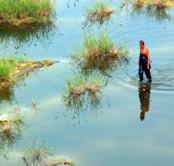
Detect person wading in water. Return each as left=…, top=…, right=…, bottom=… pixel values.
left=139, top=40, right=152, bottom=83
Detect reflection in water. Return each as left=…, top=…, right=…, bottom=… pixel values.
left=0, top=89, right=15, bottom=104
left=0, top=70, right=35, bottom=106
left=22, top=140, right=53, bottom=166
left=64, top=88, right=102, bottom=124
left=67, top=0, right=79, bottom=8
left=145, top=5, right=170, bottom=20
left=0, top=23, right=56, bottom=48
left=138, top=83, right=151, bottom=121
left=0, top=111, right=25, bottom=157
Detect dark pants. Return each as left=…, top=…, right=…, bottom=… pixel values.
left=139, top=65, right=152, bottom=82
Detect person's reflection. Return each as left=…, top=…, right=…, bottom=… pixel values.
left=139, top=83, right=151, bottom=121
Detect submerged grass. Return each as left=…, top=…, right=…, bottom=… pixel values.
left=85, top=1, right=115, bottom=25
left=72, top=32, right=128, bottom=74
left=0, top=0, right=54, bottom=26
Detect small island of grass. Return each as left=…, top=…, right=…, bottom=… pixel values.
left=72, top=32, right=128, bottom=73
left=0, top=56, right=56, bottom=91
left=126, top=0, right=174, bottom=10
left=0, top=0, right=54, bottom=27
left=64, top=74, right=103, bottom=111
left=85, top=1, right=115, bottom=25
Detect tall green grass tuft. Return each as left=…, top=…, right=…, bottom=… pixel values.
left=0, top=0, right=54, bottom=26
left=72, top=32, right=128, bottom=73
left=0, top=61, right=13, bottom=79
left=0, top=56, right=26, bottom=79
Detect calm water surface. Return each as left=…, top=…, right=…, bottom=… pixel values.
left=0, top=0, right=174, bottom=166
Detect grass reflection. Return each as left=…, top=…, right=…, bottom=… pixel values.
left=0, top=111, right=25, bottom=156
left=0, top=23, right=55, bottom=46
left=22, top=140, right=53, bottom=166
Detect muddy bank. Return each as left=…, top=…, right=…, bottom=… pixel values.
left=0, top=59, right=57, bottom=91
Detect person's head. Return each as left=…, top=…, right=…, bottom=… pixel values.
left=139, top=40, right=145, bottom=49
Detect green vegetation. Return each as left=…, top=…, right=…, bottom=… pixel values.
left=0, top=57, right=56, bottom=91
left=85, top=1, right=114, bottom=25
left=65, top=74, right=103, bottom=97
left=0, top=0, right=54, bottom=27
left=72, top=32, right=128, bottom=73
left=122, top=0, right=174, bottom=19
left=64, top=74, right=103, bottom=111
left=0, top=56, right=26, bottom=79
left=123, top=0, right=174, bottom=8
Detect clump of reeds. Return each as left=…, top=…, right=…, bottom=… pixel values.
left=123, top=0, right=174, bottom=18
left=0, top=56, right=26, bottom=80
left=22, top=141, right=53, bottom=166
left=131, top=0, right=174, bottom=9
left=0, top=0, right=54, bottom=27
left=64, top=74, right=103, bottom=110
left=0, top=124, right=20, bottom=146
left=72, top=32, right=128, bottom=73
left=85, top=1, right=115, bottom=25
left=132, top=0, right=144, bottom=10
left=153, top=0, right=168, bottom=10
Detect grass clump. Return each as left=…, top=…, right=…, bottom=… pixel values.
left=0, top=56, right=26, bottom=80
left=0, top=61, right=13, bottom=79
left=72, top=32, right=128, bottom=73
left=64, top=74, right=103, bottom=111
left=85, top=1, right=115, bottom=25
left=122, top=0, right=174, bottom=19
left=0, top=0, right=54, bottom=27
left=125, top=0, right=174, bottom=8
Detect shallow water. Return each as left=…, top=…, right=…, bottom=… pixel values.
left=0, top=0, right=174, bottom=166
